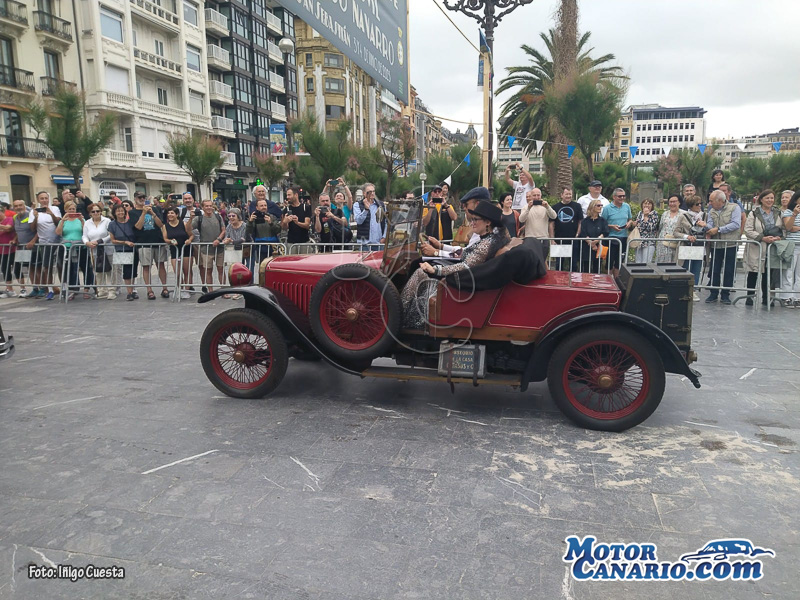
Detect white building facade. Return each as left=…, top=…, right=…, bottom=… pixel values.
left=79, top=0, right=212, bottom=200
left=630, top=104, right=707, bottom=163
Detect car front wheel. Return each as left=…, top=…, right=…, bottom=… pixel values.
left=200, top=308, right=288, bottom=399
left=547, top=326, right=665, bottom=432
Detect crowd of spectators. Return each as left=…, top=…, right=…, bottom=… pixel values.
left=1, top=174, right=799, bottom=310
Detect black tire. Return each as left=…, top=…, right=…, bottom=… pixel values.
left=546, top=326, right=665, bottom=432
left=309, top=263, right=402, bottom=362
left=200, top=308, right=289, bottom=399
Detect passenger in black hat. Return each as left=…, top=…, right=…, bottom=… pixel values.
left=401, top=200, right=510, bottom=329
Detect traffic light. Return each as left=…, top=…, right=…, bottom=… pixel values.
left=254, top=178, right=264, bottom=186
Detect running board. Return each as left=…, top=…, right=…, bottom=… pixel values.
left=360, top=366, right=521, bottom=387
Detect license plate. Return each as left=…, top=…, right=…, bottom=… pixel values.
left=437, top=342, right=486, bottom=378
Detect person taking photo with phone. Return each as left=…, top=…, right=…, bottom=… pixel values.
left=422, top=185, right=457, bottom=242
left=29, top=191, right=61, bottom=300
left=504, top=163, right=534, bottom=212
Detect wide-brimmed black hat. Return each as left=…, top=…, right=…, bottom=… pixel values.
left=468, top=200, right=503, bottom=227
left=460, top=186, right=491, bottom=204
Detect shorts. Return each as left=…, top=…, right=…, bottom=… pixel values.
left=0, top=252, right=14, bottom=282
left=607, top=237, right=628, bottom=269
left=199, top=249, right=224, bottom=268
left=31, top=244, right=59, bottom=269
left=137, top=245, right=168, bottom=265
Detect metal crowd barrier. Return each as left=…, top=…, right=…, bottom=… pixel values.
left=765, top=240, right=800, bottom=312
left=174, top=241, right=287, bottom=302
left=534, top=237, right=624, bottom=276
left=0, top=242, right=66, bottom=299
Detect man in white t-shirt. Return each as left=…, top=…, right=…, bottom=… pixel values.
left=504, top=164, right=534, bottom=212
left=577, top=180, right=609, bottom=216
left=29, top=191, right=62, bottom=299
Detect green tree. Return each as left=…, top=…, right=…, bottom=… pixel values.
left=353, top=115, right=415, bottom=200
left=167, top=132, right=225, bottom=202
left=497, top=29, right=625, bottom=192
left=729, top=153, right=800, bottom=197
left=573, top=160, right=627, bottom=197
left=652, top=153, right=683, bottom=197
left=252, top=153, right=288, bottom=195
left=290, top=114, right=352, bottom=185
left=672, top=146, right=719, bottom=192
left=544, top=71, right=627, bottom=179
left=25, top=88, right=116, bottom=191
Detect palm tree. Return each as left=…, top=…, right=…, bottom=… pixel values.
left=497, top=28, right=625, bottom=190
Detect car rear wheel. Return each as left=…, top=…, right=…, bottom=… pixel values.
left=200, top=308, right=288, bottom=399
left=309, top=263, right=401, bottom=362
left=546, top=326, right=665, bottom=432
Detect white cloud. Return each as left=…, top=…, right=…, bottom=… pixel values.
left=409, top=0, right=800, bottom=139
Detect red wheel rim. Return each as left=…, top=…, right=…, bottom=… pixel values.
left=209, top=322, right=273, bottom=389
left=561, top=340, right=649, bottom=420
left=319, top=279, right=388, bottom=351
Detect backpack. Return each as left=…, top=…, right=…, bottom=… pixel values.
left=195, top=212, right=224, bottom=233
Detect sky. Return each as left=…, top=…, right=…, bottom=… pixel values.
left=408, top=0, right=800, bottom=142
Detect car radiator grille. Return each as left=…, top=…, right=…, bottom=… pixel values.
left=272, top=281, right=313, bottom=315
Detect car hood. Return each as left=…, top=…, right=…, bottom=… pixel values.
left=266, top=250, right=384, bottom=275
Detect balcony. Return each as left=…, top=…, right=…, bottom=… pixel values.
left=33, top=11, right=72, bottom=45
left=269, top=72, right=285, bottom=93
left=190, top=113, right=210, bottom=128
left=271, top=101, right=286, bottom=122
left=265, top=11, right=282, bottom=35
left=98, top=149, right=138, bottom=168
left=211, top=115, right=235, bottom=137
left=40, top=76, right=77, bottom=96
left=129, top=0, right=179, bottom=29
left=137, top=98, right=187, bottom=122
left=0, top=136, right=53, bottom=160
left=209, top=79, right=233, bottom=105
left=267, top=40, right=283, bottom=63
left=220, top=150, right=237, bottom=169
left=134, top=47, right=182, bottom=78
left=204, top=7, right=228, bottom=37
left=98, top=90, right=136, bottom=112
left=0, top=0, right=28, bottom=33
left=206, top=44, right=231, bottom=71
left=0, top=65, right=35, bottom=94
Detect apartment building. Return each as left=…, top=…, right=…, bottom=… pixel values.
left=630, top=104, right=707, bottom=163
left=595, top=110, right=633, bottom=164
left=496, top=139, right=545, bottom=175
left=295, top=18, right=375, bottom=148
left=0, top=0, right=82, bottom=204
left=205, top=0, right=298, bottom=203
left=73, top=0, right=212, bottom=200
left=711, top=127, right=798, bottom=170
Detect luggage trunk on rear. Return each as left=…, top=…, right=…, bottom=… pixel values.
left=616, top=263, right=693, bottom=351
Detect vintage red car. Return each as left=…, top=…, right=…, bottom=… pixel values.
left=199, top=200, right=700, bottom=432
left=0, top=320, right=13, bottom=361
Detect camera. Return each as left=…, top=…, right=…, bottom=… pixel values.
left=254, top=210, right=265, bottom=223
left=319, top=206, right=329, bottom=216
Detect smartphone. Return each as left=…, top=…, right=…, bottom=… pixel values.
left=532, top=200, right=543, bottom=206
left=145, top=200, right=151, bottom=206
left=36, top=207, right=47, bottom=213
left=328, top=179, right=338, bottom=186
left=67, top=212, right=80, bottom=219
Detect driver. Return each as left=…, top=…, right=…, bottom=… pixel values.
left=401, top=201, right=509, bottom=329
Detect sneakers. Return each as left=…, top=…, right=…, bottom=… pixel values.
left=720, top=298, right=732, bottom=305
left=705, top=295, right=718, bottom=303
left=201, top=286, right=209, bottom=294
left=132, top=291, right=139, bottom=300
left=19, top=288, right=32, bottom=298
left=4, top=290, right=16, bottom=297
left=787, top=299, right=797, bottom=309
left=745, top=297, right=754, bottom=306
left=180, top=291, right=191, bottom=299
left=692, top=292, right=700, bottom=302
left=126, top=293, right=136, bottom=301
left=45, top=291, right=55, bottom=301
left=0, top=292, right=8, bottom=299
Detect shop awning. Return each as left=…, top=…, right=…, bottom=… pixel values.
left=144, top=172, right=192, bottom=183
left=51, top=175, right=84, bottom=185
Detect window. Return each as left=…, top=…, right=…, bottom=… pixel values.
left=691, top=123, right=695, bottom=129
left=679, top=135, right=684, bottom=142
left=43, top=51, right=60, bottom=79
left=325, top=77, right=344, bottom=93
left=690, top=135, right=694, bottom=141
left=325, top=104, right=344, bottom=119
left=132, top=29, right=137, bottom=46
left=256, top=82, right=269, bottom=110
left=235, top=108, right=253, bottom=136
left=232, top=9, right=249, bottom=38
left=140, top=127, right=155, bottom=157
left=158, top=130, right=170, bottom=159
left=257, top=113, right=270, bottom=137
left=189, top=92, right=204, bottom=115
left=288, top=97, right=297, bottom=119
left=306, top=77, right=313, bottom=92
left=253, top=20, right=267, bottom=47
left=324, top=53, right=343, bottom=68
left=186, top=45, right=201, bottom=72
left=621, top=139, right=628, bottom=146
left=124, top=127, right=133, bottom=152
left=100, top=8, right=123, bottom=42
left=233, top=41, right=250, bottom=70
left=287, top=68, right=297, bottom=93
left=620, top=152, right=627, bottom=158
left=238, top=141, right=254, bottom=167
left=621, top=128, right=629, bottom=135
left=252, top=0, right=265, bottom=18
left=254, top=51, right=268, bottom=80
left=154, top=39, right=165, bottom=57
left=104, top=64, right=130, bottom=95
left=283, top=11, right=294, bottom=37
left=136, top=81, right=141, bottom=98
left=235, top=74, right=252, bottom=104
left=305, top=53, right=312, bottom=67
left=636, top=125, right=641, bottom=131
left=647, top=124, right=652, bottom=131
left=183, top=1, right=198, bottom=26
left=157, top=87, right=168, bottom=106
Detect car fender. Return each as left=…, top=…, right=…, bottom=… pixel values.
left=198, top=287, right=362, bottom=376
left=520, top=311, right=701, bottom=391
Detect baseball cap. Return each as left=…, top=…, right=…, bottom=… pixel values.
left=589, top=180, right=602, bottom=187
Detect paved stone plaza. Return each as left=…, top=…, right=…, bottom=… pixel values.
left=0, top=296, right=798, bottom=599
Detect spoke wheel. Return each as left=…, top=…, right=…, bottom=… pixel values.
left=310, top=263, right=401, bottom=362
left=201, top=308, right=288, bottom=399
left=547, top=326, right=665, bottom=432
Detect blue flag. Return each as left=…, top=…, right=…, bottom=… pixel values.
left=464, top=153, right=471, bottom=166
left=508, top=136, right=516, bottom=149
left=773, top=142, right=782, bottom=152
left=629, top=146, right=638, bottom=159
left=567, top=145, right=576, bottom=159
left=422, top=192, right=429, bottom=203
left=697, top=144, right=707, bottom=154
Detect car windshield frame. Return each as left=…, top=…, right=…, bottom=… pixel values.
left=381, top=199, right=423, bottom=275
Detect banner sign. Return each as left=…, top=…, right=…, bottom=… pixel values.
left=276, top=0, right=409, bottom=103
left=293, top=131, right=309, bottom=155
left=270, top=124, right=287, bottom=156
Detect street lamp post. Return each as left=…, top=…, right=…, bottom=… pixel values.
left=419, top=172, right=427, bottom=197
left=443, top=0, right=534, bottom=191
